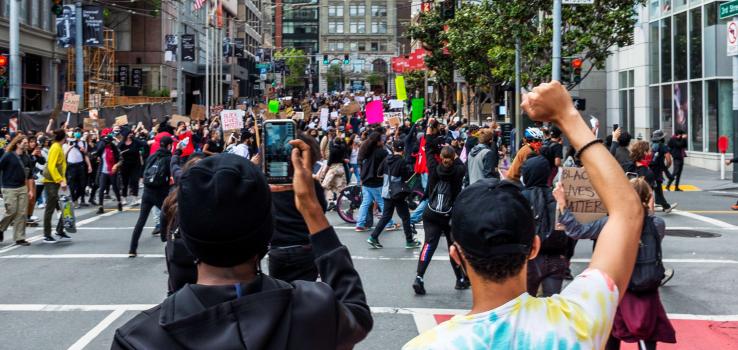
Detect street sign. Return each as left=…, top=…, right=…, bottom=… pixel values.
left=728, top=21, right=738, bottom=56
left=721, top=0, right=738, bottom=19
left=453, top=70, right=465, bottom=83
left=256, top=63, right=271, bottom=70
left=563, top=0, right=594, bottom=4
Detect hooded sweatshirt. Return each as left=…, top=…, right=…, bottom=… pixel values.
left=467, top=142, right=499, bottom=185
left=112, top=227, right=372, bottom=350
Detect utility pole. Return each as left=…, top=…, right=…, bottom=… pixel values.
left=733, top=15, right=738, bottom=183
left=9, top=0, right=20, bottom=111
left=76, top=0, right=84, bottom=107
left=552, top=0, right=561, bottom=81
left=176, top=0, right=184, bottom=114
left=205, top=2, right=210, bottom=117
left=515, top=36, right=522, bottom=146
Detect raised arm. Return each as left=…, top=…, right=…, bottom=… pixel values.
left=522, top=81, right=643, bottom=298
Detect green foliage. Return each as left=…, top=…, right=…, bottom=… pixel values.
left=275, top=48, right=309, bottom=88
left=326, top=64, right=343, bottom=92
left=404, top=71, right=426, bottom=97
left=366, top=72, right=385, bottom=87
left=406, top=8, right=453, bottom=87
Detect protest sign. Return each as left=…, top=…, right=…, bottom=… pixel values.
left=220, top=109, right=245, bottom=131
left=89, top=93, right=102, bottom=108
left=395, top=76, right=407, bottom=101
left=210, top=105, right=224, bottom=118
left=62, top=92, right=80, bottom=113
left=560, top=167, right=607, bottom=223
left=389, top=100, right=405, bottom=110
left=268, top=100, right=280, bottom=113
left=114, top=115, right=129, bottom=127
left=341, top=102, right=361, bottom=115
left=169, top=114, right=191, bottom=127
left=411, top=98, right=425, bottom=122
left=83, top=118, right=101, bottom=130
left=330, top=111, right=338, bottom=120
left=366, top=100, right=383, bottom=124
left=264, top=112, right=277, bottom=120
left=190, top=104, right=206, bottom=121
left=293, top=112, right=305, bottom=121
left=319, top=108, right=329, bottom=130
left=88, top=109, right=99, bottom=119
left=388, top=116, right=401, bottom=128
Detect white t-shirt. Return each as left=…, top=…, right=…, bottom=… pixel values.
left=403, top=269, right=619, bottom=350
left=231, top=144, right=250, bottom=159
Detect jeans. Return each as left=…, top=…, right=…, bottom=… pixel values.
left=356, top=186, right=394, bottom=228
left=370, top=198, right=414, bottom=242
left=348, top=163, right=361, bottom=184
left=128, top=188, right=167, bottom=254
left=0, top=186, right=28, bottom=241
left=43, top=183, right=64, bottom=236
left=410, top=173, right=428, bottom=224
left=653, top=180, right=671, bottom=210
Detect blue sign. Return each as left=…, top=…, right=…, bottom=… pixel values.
left=260, top=67, right=267, bottom=74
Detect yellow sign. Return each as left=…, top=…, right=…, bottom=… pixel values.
left=395, top=76, right=407, bottom=101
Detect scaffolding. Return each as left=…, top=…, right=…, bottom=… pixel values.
left=67, top=29, right=118, bottom=108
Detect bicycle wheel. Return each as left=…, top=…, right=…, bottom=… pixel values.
left=336, top=185, right=362, bottom=224
left=406, top=190, right=425, bottom=211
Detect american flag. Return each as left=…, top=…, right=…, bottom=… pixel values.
left=193, top=0, right=206, bottom=11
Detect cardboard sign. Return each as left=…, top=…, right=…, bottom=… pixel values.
left=293, top=112, right=305, bottom=121
left=388, top=116, right=401, bottom=128
left=210, top=105, right=224, bottom=118
left=341, top=101, right=361, bottom=115
left=83, top=118, right=101, bottom=130
left=190, top=104, right=206, bottom=121
left=366, top=100, right=384, bottom=124
left=395, top=76, right=407, bottom=101
left=560, top=167, right=607, bottom=223
left=88, top=109, right=99, bottom=119
left=114, top=115, right=129, bottom=127
left=62, top=92, right=80, bottom=113
left=169, top=114, right=191, bottom=127
left=221, top=109, right=245, bottom=131
left=264, top=112, right=277, bottom=120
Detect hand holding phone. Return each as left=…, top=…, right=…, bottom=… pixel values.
left=263, top=120, right=296, bottom=184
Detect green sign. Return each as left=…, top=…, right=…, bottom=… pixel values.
left=720, top=1, right=738, bottom=19
left=411, top=98, right=424, bottom=123
left=268, top=100, right=279, bottom=114
left=256, top=63, right=271, bottom=70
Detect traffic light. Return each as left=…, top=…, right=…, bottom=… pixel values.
left=0, top=54, right=7, bottom=87
left=440, top=0, right=455, bottom=20
left=343, top=54, right=350, bottom=65
left=323, top=55, right=329, bottom=65
left=51, top=0, right=64, bottom=17
left=571, top=58, right=583, bottom=84
left=560, top=58, right=571, bottom=84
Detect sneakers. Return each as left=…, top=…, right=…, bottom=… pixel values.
left=366, top=237, right=383, bottom=249
left=28, top=215, right=39, bottom=222
left=410, top=224, right=418, bottom=235
left=405, top=239, right=421, bottom=249
left=455, top=278, right=471, bottom=290
left=413, top=276, right=426, bottom=295
left=121, top=198, right=129, bottom=206
left=151, top=227, right=161, bottom=236
left=36, top=203, right=45, bottom=209
left=56, top=233, right=72, bottom=242
left=732, top=204, right=738, bottom=211
left=42, top=236, right=58, bottom=244
left=128, top=252, right=137, bottom=258
left=118, top=202, right=123, bottom=212
left=96, top=206, right=105, bottom=214
left=664, top=202, right=678, bottom=214
left=355, top=226, right=369, bottom=232
left=660, top=268, right=674, bottom=286
left=131, top=198, right=141, bottom=207
left=386, top=223, right=401, bottom=231
left=0, top=230, right=3, bottom=242
left=15, top=240, right=31, bottom=246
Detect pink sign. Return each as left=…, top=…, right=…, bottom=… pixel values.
left=366, top=100, right=384, bottom=124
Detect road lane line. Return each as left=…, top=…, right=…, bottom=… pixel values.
left=671, top=210, right=737, bottom=229
left=0, top=304, right=154, bottom=311
left=67, top=309, right=126, bottom=350
left=0, top=254, right=165, bottom=259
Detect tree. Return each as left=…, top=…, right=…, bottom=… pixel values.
left=403, top=70, right=426, bottom=98
left=406, top=7, right=454, bottom=106
left=275, top=48, right=309, bottom=89
left=325, top=64, right=343, bottom=92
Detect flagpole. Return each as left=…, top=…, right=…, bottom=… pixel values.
left=205, top=0, right=210, bottom=119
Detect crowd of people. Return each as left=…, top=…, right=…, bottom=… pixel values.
left=0, top=81, right=686, bottom=349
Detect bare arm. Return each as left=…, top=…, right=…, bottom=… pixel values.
left=522, top=81, right=643, bottom=298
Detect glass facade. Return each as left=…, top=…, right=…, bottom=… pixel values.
left=648, top=0, right=732, bottom=154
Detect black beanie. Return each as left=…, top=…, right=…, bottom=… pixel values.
left=178, top=153, right=273, bottom=267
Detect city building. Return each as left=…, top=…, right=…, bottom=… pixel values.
left=318, top=0, right=409, bottom=93
left=0, top=0, right=63, bottom=112
left=273, top=0, right=319, bottom=93
left=607, top=0, right=732, bottom=170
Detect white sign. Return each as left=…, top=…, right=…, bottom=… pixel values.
left=562, top=0, right=595, bottom=4
left=220, top=109, right=245, bottom=131
left=728, top=21, right=738, bottom=56
left=389, top=100, right=405, bottom=110
left=453, top=70, right=465, bottom=84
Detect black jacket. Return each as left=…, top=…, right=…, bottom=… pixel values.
left=112, top=227, right=372, bottom=350
left=143, top=148, right=172, bottom=193
left=0, top=152, right=33, bottom=188
left=360, top=148, right=388, bottom=188
left=425, top=134, right=465, bottom=200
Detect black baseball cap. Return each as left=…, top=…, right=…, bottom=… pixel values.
left=451, top=179, right=535, bottom=257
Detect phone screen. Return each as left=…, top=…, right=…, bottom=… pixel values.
left=264, top=120, right=295, bottom=183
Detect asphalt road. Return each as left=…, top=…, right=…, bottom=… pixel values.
left=0, top=186, right=736, bottom=349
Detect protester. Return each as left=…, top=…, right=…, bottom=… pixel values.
left=118, top=129, right=144, bottom=206
left=321, top=133, right=348, bottom=205
left=355, top=132, right=395, bottom=232
left=666, top=130, right=687, bottom=191
left=112, top=147, right=373, bottom=349
left=555, top=178, right=676, bottom=350
left=467, top=128, right=500, bottom=185
left=348, top=134, right=361, bottom=184
left=649, top=130, right=677, bottom=212
left=367, top=142, right=421, bottom=249
left=0, top=135, right=34, bottom=246
left=631, top=140, right=677, bottom=213
left=506, top=127, right=544, bottom=182
left=42, top=129, right=71, bottom=244
left=25, top=136, right=45, bottom=225
left=94, top=129, right=123, bottom=214
left=64, top=128, right=91, bottom=208
left=404, top=81, right=644, bottom=349
left=202, top=131, right=224, bottom=156
left=610, top=128, right=635, bottom=172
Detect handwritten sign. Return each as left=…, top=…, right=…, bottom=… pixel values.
left=190, top=104, right=206, bottom=121
left=319, top=108, right=329, bottom=130
left=114, top=115, right=129, bottom=127
left=210, top=105, right=224, bottom=118
left=293, top=112, right=305, bottom=121
left=388, top=116, right=401, bottom=128
left=62, top=92, right=80, bottom=113
left=83, top=118, right=101, bottom=130
left=169, top=114, right=191, bottom=127
left=220, top=109, right=245, bottom=131
left=561, top=167, right=607, bottom=223
left=341, top=102, right=361, bottom=115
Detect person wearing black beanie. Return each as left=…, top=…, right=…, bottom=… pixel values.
left=113, top=143, right=372, bottom=350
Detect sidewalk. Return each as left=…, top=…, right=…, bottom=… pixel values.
left=679, top=165, right=737, bottom=191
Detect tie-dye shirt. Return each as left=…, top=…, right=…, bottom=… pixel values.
left=403, top=269, right=619, bottom=350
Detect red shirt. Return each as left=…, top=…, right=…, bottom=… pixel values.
left=173, top=131, right=195, bottom=157
left=149, top=132, right=172, bottom=155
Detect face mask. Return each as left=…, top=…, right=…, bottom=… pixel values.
left=74, top=132, right=82, bottom=139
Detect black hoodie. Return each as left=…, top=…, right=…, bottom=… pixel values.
left=112, top=227, right=372, bottom=350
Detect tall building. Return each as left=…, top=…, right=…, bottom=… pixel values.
left=0, top=0, right=63, bottom=112
left=607, top=0, right=732, bottom=170
left=318, top=0, right=408, bottom=93
left=277, top=0, right=319, bottom=93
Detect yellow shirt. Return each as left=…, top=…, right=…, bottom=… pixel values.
left=43, top=142, right=67, bottom=184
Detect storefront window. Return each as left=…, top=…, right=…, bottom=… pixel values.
left=651, top=86, right=660, bottom=131
left=661, top=18, right=672, bottom=82
left=690, top=81, right=703, bottom=152
left=674, top=83, right=688, bottom=134
left=689, top=8, right=702, bottom=79
left=650, top=21, right=659, bottom=84
left=674, top=12, right=687, bottom=81
left=674, top=0, right=687, bottom=12
left=662, top=84, right=673, bottom=136
left=661, top=0, right=671, bottom=15
left=706, top=80, right=732, bottom=152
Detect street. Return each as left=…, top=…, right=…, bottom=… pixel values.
left=0, top=166, right=736, bottom=349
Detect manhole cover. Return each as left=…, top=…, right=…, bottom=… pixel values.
left=665, top=229, right=721, bottom=238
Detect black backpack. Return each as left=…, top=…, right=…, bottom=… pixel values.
left=143, top=155, right=170, bottom=188
left=628, top=216, right=665, bottom=293
left=427, top=179, right=453, bottom=215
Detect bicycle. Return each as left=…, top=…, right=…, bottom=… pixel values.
left=335, top=183, right=425, bottom=224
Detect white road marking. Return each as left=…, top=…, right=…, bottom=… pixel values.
left=0, top=254, right=165, bottom=259
left=671, top=210, right=737, bottom=229
left=73, top=227, right=154, bottom=230
left=67, top=309, right=126, bottom=350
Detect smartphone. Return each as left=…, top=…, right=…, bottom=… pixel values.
left=263, top=119, right=296, bottom=184
left=613, top=124, right=619, bottom=132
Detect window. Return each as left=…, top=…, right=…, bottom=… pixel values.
left=350, top=42, right=358, bottom=51
left=618, top=70, right=636, bottom=134
left=350, top=20, right=365, bottom=33
left=370, top=42, right=379, bottom=51
left=328, top=5, right=343, bottom=17
left=690, top=81, right=703, bottom=151
left=358, top=42, right=366, bottom=51
left=328, top=21, right=344, bottom=33
left=650, top=0, right=660, bottom=18
left=674, top=12, right=687, bottom=81
left=660, top=18, right=671, bottom=83
left=283, top=22, right=295, bottom=34
left=328, top=42, right=344, bottom=51
left=650, top=86, right=660, bottom=131
left=689, top=8, right=701, bottom=79
left=706, top=80, right=732, bottom=152
left=380, top=42, right=387, bottom=51
left=661, top=85, right=673, bottom=137
left=661, top=0, right=671, bottom=15
left=371, top=21, right=387, bottom=33
left=371, top=5, right=386, bottom=16
left=674, top=82, right=688, bottom=134
left=650, top=21, right=659, bottom=84
left=349, top=4, right=365, bottom=16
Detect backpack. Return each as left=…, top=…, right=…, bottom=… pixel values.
left=628, top=216, right=665, bottom=293
left=521, top=187, right=557, bottom=243
left=143, top=155, right=170, bottom=188
left=649, top=143, right=666, bottom=172
left=427, top=179, right=453, bottom=215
